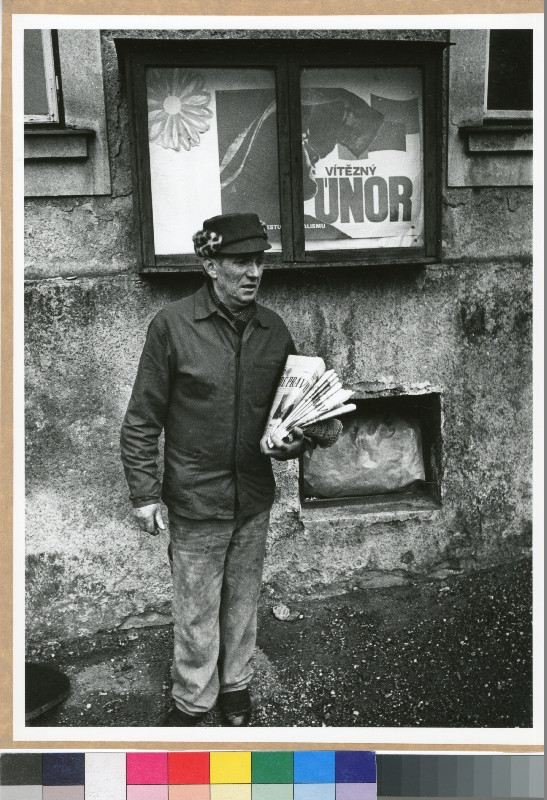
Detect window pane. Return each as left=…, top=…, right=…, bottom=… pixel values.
left=301, top=68, right=424, bottom=251
left=24, top=29, right=51, bottom=116
left=487, top=30, right=533, bottom=112
left=147, top=67, right=281, bottom=255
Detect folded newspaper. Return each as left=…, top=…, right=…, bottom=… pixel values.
left=264, top=355, right=356, bottom=448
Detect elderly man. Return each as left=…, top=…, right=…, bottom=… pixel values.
left=121, top=213, right=337, bottom=727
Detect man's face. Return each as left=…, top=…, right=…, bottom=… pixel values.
left=206, top=252, right=264, bottom=312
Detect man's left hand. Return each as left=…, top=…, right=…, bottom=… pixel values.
left=260, top=426, right=306, bottom=461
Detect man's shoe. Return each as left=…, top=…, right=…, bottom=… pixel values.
left=218, top=688, right=252, bottom=727
left=161, top=706, right=202, bottom=726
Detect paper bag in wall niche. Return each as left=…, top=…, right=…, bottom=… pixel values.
left=303, top=413, right=425, bottom=498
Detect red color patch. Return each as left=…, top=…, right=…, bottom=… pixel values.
left=168, top=752, right=210, bottom=785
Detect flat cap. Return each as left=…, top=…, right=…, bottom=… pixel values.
left=193, top=212, right=271, bottom=257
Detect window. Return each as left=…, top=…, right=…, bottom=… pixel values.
left=24, top=29, right=62, bottom=124
left=485, top=29, right=533, bottom=119
left=24, top=28, right=111, bottom=197
left=447, top=29, right=533, bottom=188
left=118, top=40, right=444, bottom=271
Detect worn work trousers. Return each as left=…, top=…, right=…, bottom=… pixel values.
left=168, top=508, right=271, bottom=716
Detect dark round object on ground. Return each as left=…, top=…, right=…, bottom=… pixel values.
left=25, top=663, right=70, bottom=721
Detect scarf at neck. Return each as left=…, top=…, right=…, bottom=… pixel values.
left=207, top=281, right=257, bottom=336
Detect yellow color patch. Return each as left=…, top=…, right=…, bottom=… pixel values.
left=210, top=752, right=252, bottom=784
left=210, top=784, right=252, bottom=800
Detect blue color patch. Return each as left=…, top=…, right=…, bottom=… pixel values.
left=294, top=752, right=335, bottom=783
left=294, top=783, right=335, bottom=800
left=336, top=752, right=376, bottom=783
left=42, top=754, right=85, bottom=786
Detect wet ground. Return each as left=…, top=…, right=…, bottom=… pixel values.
left=27, top=559, right=533, bottom=728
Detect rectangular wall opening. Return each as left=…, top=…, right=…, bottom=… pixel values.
left=300, top=392, right=442, bottom=511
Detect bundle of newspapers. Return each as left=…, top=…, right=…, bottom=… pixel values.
left=264, top=355, right=356, bottom=448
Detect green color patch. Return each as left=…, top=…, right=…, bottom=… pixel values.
left=251, top=752, right=293, bottom=783
left=252, top=784, right=294, bottom=800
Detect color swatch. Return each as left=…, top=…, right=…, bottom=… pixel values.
left=0, top=752, right=376, bottom=799
left=1, top=753, right=544, bottom=798
left=376, top=754, right=544, bottom=798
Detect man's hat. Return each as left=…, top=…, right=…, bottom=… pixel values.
left=193, top=212, right=271, bottom=258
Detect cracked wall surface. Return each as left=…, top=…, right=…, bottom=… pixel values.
left=24, top=29, right=533, bottom=642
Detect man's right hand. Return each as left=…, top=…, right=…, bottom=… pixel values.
left=133, top=503, right=166, bottom=536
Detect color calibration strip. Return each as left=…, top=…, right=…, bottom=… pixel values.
left=376, top=755, right=544, bottom=799
left=0, top=751, right=376, bottom=800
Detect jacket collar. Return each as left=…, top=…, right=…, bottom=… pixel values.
left=194, top=281, right=270, bottom=328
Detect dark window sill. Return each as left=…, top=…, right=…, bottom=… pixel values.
left=299, top=485, right=441, bottom=522
left=458, top=123, right=533, bottom=154
left=24, top=127, right=95, bottom=160
left=140, top=255, right=439, bottom=273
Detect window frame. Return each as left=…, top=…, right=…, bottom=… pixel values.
left=24, top=29, right=63, bottom=125
left=118, top=39, right=445, bottom=273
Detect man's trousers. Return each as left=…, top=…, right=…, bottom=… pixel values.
left=168, top=508, right=271, bottom=716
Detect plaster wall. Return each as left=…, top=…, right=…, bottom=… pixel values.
left=25, top=261, right=532, bottom=639
left=23, top=29, right=533, bottom=642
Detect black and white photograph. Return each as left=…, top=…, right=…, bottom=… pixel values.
left=16, top=19, right=540, bottom=741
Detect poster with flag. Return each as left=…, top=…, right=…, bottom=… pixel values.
left=146, top=66, right=424, bottom=255
left=300, top=67, right=424, bottom=250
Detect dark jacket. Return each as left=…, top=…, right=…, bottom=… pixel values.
left=120, top=283, right=295, bottom=519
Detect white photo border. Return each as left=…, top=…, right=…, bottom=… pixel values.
left=12, top=12, right=544, bottom=747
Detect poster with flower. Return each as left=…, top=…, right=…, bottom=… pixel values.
left=147, top=67, right=281, bottom=255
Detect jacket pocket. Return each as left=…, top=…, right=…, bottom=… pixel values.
left=178, top=372, right=216, bottom=401
left=251, top=361, right=283, bottom=407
